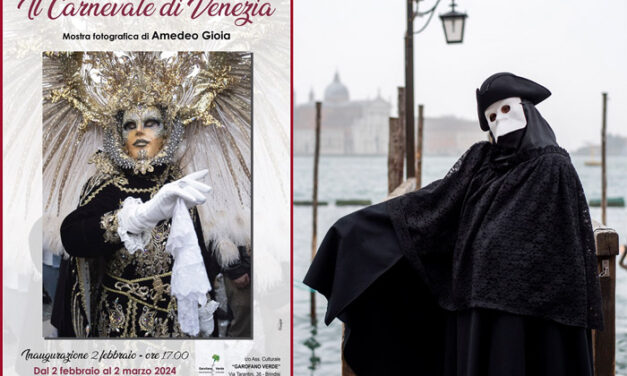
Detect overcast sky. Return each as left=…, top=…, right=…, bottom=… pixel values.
left=294, top=0, right=627, bottom=151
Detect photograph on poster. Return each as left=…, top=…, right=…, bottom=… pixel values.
left=293, top=0, right=626, bottom=375
left=41, top=51, right=253, bottom=339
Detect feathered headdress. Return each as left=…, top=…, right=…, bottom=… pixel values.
left=42, top=51, right=252, bottom=256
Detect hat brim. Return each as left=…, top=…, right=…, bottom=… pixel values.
left=476, top=73, right=551, bottom=131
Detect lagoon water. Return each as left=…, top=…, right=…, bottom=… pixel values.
left=293, top=154, right=627, bottom=376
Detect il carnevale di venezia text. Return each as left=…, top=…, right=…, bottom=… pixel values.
left=17, top=0, right=276, bottom=25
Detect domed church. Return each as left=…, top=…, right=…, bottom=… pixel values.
left=294, top=72, right=391, bottom=155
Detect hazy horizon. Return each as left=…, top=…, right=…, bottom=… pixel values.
left=294, top=0, right=627, bottom=151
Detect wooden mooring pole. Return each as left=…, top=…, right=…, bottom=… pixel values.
left=594, top=92, right=616, bottom=376
left=416, top=104, right=424, bottom=189
left=601, top=92, right=608, bottom=225
left=388, top=117, right=404, bottom=194
left=592, top=222, right=619, bottom=376
left=404, top=0, right=415, bottom=179
left=310, top=101, right=322, bottom=326
left=398, top=87, right=408, bottom=179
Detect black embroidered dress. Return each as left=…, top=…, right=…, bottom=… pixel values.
left=52, top=152, right=215, bottom=338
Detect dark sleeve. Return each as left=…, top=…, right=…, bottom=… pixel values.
left=304, top=202, right=405, bottom=324
left=60, top=179, right=123, bottom=258
left=386, top=141, right=490, bottom=293
left=304, top=142, right=490, bottom=325
left=50, top=257, right=76, bottom=337
left=193, top=209, right=221, bottom=285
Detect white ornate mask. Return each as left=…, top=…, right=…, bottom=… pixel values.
left=122, top=105, right=166, bottom=160
left=484, top=97, right=526, bottom=141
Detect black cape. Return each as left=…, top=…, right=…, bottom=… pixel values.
left=304, top=141, right=602, bottom=375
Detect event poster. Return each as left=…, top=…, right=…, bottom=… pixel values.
left=3, top=0, right=291, bottom=375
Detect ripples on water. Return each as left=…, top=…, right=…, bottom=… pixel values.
left=293, top=155, right=627, bottom=376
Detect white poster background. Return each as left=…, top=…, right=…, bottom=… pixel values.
left=2, top=1, right=291, bottom=375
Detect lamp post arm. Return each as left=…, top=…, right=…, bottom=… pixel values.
left=414, top=0, right=442, bottom=34
left=415, top=0, right=442, bottom=17
left=414, top=9, right=438, bottom=34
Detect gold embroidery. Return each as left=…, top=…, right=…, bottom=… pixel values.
left=106, top=272, right=171, bottom=301
left=108, top=298, right=126, bottom=333
left=108, top=271, right=173, bottom=284
left=106, top=220, right=174, bottom=278
left=101, top=284, right=171, bottom=313
left=89, top=152, right=119, bottom=177
left=129, top=300, right=138, bottom=337
left=83, top=163, right=201, bottom=338
left=71, top=280, right=86, bottom=337
left=113, top=181, right=160, bottom=194
left=152, top=276, right=167, bottom=304
left=139, top=306, right=157, bottom=335
left=79, top=175, right=107, bottom=204
left=106, top=248, right=133, bottom=276
left=96, top=289, right=109, bottom=336
left=80, top=159, right=174, bottom=209
left=170, top=165, right=183, bottom=180
left=100, top=210, right=120, bottom=243
left=114, top=281, right=151, bottom=300
left=96, top=285, right=183, bottom=337
left=122, top=298, right=132, bottom=338
left=134, top=158, right=154, bottom=175
left=111, top=166, right=170, bottom=194
left=136, top=222, right=173, bottom=276
left=80, top=179, right=114, bottom=206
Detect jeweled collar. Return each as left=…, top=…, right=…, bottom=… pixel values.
left=90, top=150, right=179, bottom=189
left=102, top=118, right=184, bottom=175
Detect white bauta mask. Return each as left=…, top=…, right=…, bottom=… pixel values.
left=484, top=97, right=527, bottom=141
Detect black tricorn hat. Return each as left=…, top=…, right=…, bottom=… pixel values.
left=476, top=72, right=551, bottom=131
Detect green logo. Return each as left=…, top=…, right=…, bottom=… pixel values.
left=211, top=354, right=220, bottom=367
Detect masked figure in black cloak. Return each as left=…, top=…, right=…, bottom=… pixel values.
left=304, top=73, right=603, bottom=376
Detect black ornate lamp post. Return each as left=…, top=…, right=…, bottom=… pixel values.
left=404, top=0, right=468, bottom=178
left=440, top=0, right=468, bottom=44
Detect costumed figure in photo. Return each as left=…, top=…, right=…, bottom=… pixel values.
left=43, top=52, right=251, bottom=338
left=304, top=73, right=603, bottom=375
left=221, top=243, right=252, bottom=337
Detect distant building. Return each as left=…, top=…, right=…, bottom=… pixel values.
left=294, top=72, right=486, bottom=156
left=571, top=133, right=627, bottom=156
left=422, top=116, right=486, bottom=156
left=294, top=72, right=391, bottom=155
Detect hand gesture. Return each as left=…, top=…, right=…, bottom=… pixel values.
left=124, top=170, right=212, bottom=233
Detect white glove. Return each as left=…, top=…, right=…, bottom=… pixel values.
left=124, top=170, right=212, bottom=234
